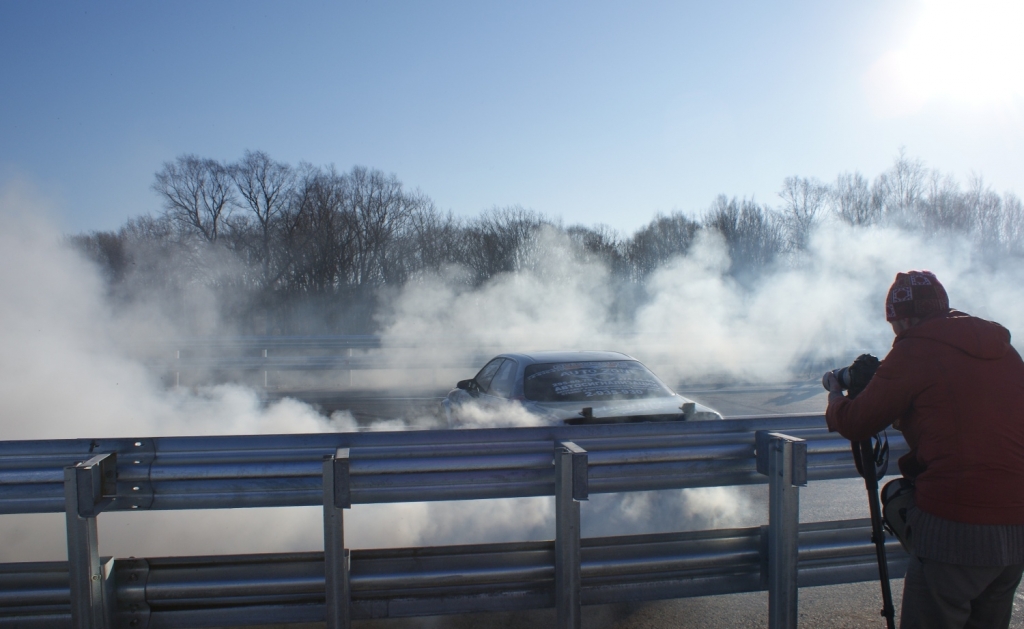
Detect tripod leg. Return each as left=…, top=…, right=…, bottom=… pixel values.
left=855, top=440, right=896, bottom=629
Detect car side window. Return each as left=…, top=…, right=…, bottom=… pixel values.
left=474, top=359, right=505, bottom=393
left=488, top=359, right=518, bottom=398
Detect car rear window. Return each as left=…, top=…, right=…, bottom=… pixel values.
left=523, top=361, right=673, bottom=402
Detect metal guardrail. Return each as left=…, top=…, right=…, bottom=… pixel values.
left=173, top=335, right=385, bottom=351
left=155, top=335, right=855, bottom=376
left=159, top=334, right=490, bottom=387
left=0, top=415, right=909, bottom=629
left=0, top=415, right=901, bottom=513
left=161, top=335, right=462, bottom=373
left=1, top=521, right=906, bottom=628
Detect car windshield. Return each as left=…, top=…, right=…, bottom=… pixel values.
left=523, top=360, right=674, bottom=402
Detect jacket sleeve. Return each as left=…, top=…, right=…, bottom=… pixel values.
left=825, top=344, right=919, bottom=442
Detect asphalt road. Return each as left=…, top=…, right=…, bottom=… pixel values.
left=264, top=378, right=832, bottom=425
left=242, top=381, right=1024, bottom=629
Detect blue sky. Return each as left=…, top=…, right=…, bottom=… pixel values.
left=1, top=1, right=1022, bottom=235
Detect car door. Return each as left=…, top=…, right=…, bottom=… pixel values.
left=450, top=358, right=504, bottom=410
left=448, top=358, right=518, bottom=425
left=486, top=358, right=518, bottom=400
left=473, top=358, right=504, bottom=394
left=476, top=358, right=518, bottom=411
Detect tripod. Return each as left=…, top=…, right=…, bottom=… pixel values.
left=851, top=434, right=896, bottom=629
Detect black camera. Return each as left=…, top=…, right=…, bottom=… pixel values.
left=823, top=353, right=880, bottom=399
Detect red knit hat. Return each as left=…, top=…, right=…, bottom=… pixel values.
left=885, top=271, right=950, bottom=322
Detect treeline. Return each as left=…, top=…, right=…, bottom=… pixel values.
left=73, top=150, right=1024, bottom=334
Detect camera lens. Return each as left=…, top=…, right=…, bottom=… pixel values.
left=823, top=367, right=852, bottom=391
left=835, top=367, right=850, bottom=389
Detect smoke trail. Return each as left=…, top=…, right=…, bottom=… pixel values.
left=0, top=181, right=346, bottom=440
left=6, top=174, right=1024, bottom=568
left=445, top=399, right=548, bottom=428
left=0, top=183, right=355, bottom=561
left=371, top=213, right=1024, bottom=547
left=0, top=189, right=530, bottom=559
left=381, top=219, right=1024, bottom=388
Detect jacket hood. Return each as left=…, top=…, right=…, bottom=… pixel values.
left=896, top=310, right=1011, bottom=360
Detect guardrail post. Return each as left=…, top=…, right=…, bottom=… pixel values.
left=323, top=448, right=351, bottom=629
left=756, top=431, right=807, bottom=629
left=555, top=441, right=588, bottom=629
left=65, top=453, right=117, bottom=629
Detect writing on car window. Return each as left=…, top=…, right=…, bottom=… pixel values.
left=523, top=361, right=673, bottom=402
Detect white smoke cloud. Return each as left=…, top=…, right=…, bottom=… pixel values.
left=446, top=398, right=548, bottom=429
left=380, top=219, right=1024, bottom=390
left=376, top=227, right=619, bottom=368
left=0, top=182, right=341, bottom=440
left=366, top=213, right=1024, bottom=555
left=632, top=225, right=900, bottom=382
left=0, top=186, right=732, bottom=566
left=6, top=175, right=1024, bottom=570
left=0, top=183, right=349, bottom=561
left=582, top=487, right=757, bottom=538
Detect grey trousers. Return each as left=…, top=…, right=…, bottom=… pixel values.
left=900, top=554, right=1024, bottom=629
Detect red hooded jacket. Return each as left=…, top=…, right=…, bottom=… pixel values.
left=826, top=310, right=1024, bottom=525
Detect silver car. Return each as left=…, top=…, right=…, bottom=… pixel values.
left=443, top=350, right=721, bottom=427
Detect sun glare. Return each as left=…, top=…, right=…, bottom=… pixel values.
left=865, top=0, right=1024, bottom=116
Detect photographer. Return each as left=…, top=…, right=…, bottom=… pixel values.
left=824, top=271, right=1024, bottom=629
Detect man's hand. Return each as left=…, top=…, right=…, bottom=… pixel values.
left=822, top=370, right=846, bottom=430
left=822, top=370, right=839, bottom=392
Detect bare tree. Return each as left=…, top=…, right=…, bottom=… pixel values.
left=779, top=176, right=827, bottom=251
left=703, top=196, right=785, bottom=278
left=68, top=230, right=130, bottom=284
left=345, top=167, right=428, bottom=287
left=152, top=155, right=235, bottom=242
left=566, top=224, right=625, bottom=270
left=623, top=213, right=699, bottom=282
left=915, top=171, right=969, bottom=233
left=460, top=206, right=546, bottom=284
left=230, top=150, right=296, bottom=287
left=1002, top=194, right=1024, bottom=254
left=128, top=148, right=1024, bottom=335
left=406, top=205, right=462, bottom=275
left=964, top=176, right=1005, bottom=248
left=288, top=164, right=356, bottom=293
left=829, top=172, right=877, bottom=226
left=873, top=149, right=925, bottom=224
